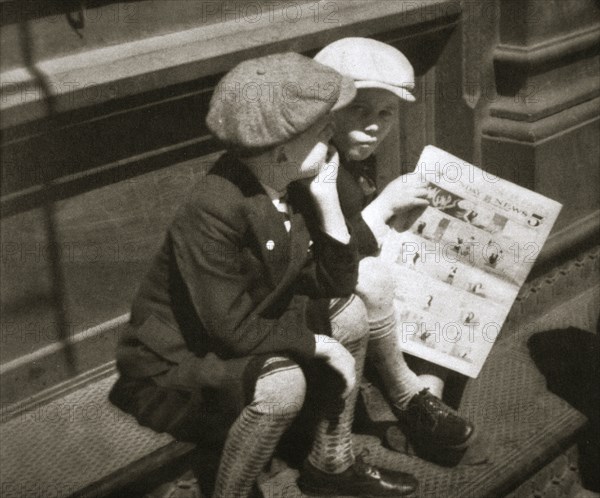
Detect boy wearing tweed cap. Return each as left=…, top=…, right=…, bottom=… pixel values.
left=110, top=52, right=418, bottom=497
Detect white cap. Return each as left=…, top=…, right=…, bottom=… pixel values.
left=314, top=37, right=416, bottom=102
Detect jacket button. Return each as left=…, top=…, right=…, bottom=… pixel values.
left=266, top=240, right=275, bottom=251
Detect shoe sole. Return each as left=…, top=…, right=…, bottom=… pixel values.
left=385, top=424, right=486, bottom=467
left=298, top=479, right=417, bottom=497
left=413, top=418, right=481, bottom=451
left=298, top=486, right=416, bottom=498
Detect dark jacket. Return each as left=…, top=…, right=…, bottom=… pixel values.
left=115, top=152, right=359, bottom=388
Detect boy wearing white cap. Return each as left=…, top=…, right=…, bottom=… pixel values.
left=315, top=38, right=480, bottom=465
left=110, top=52, right=418, bottom=497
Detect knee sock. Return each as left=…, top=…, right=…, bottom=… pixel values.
left=367, top=313, right=424, bottom=410
left=409, top=357, right=448, bottom=398
left=213, top=359, right=304, bottom=498
left=306, top=296, right=370, bottom=474
left=212, top=405, right=294, bottom=498
left=417, top=374, right=445, bottom=398
left=307, top=333, right=369, bottom=474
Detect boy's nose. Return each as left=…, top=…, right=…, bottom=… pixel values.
left=365, top=122, right=380, bottom=133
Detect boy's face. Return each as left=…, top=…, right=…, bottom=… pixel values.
left=332, top=88, right=399, bottom=161
left=282, top=115, right=335, bottom=180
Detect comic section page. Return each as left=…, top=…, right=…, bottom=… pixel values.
left=380, top=146, right=562, bottom=377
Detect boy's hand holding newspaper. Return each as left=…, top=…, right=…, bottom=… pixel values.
left=362, top=172, right=430, bottom=241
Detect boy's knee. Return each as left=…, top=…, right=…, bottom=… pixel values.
left=356, top=257, right=395, bottom=318
left=252, top=358, right=306, bottom=417
left=357, top=257, right=395, bottom=300
left=330, top=294, right=370, bottom=344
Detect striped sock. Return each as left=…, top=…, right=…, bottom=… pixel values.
left=307, top=335, right=368, bottom=474
left=368, top=313, right=423, bottom=409
left=307, top=296, right=369, bottom=474
left=212, top=405, right=294, bottom=498
left=212, top=358, right=304, bottom=498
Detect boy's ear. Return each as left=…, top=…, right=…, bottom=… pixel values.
left=276, top=146, right=288, bottom=164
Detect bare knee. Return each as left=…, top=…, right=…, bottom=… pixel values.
left=330, top=295, right=369, bottom=344
left=252, top=357, right=306, bottom=417
left=355, top=258, right=396, bottom=321
left=357, top=257, right=395, bottom=302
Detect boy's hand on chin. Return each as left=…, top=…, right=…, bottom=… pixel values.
left=306, top=145, right=340, bottom=201
left=303, top=146, right=351, bottom=243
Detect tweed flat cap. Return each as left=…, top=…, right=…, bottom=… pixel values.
left=206, top=52, right=356, bottom=151
left=315, top=38, right=416, bottom=102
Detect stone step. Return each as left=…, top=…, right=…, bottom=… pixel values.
left=1, top=249, right=597, bottom=498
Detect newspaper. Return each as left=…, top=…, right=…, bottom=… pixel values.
left=378, top=146, right=562, bottom=378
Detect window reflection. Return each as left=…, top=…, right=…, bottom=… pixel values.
left=1, top=154, right=214, bottom=396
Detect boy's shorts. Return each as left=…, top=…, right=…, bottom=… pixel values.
left=109, top=296, right=357, bottom=445
left=109, top=352, right=272, bottom=444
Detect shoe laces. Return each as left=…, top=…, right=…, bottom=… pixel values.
left=423, top=391, right=448, bottom=413
left=413, top=389, right=458, bottom=426
left=354, top=448, right=381, bottom=478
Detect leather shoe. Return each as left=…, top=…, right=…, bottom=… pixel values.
left=297, top=452, right=417, bottom=496
left=393, top=389, right=474, bottom=448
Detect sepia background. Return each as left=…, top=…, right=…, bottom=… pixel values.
left=1, top=1, right=598, bottom=497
